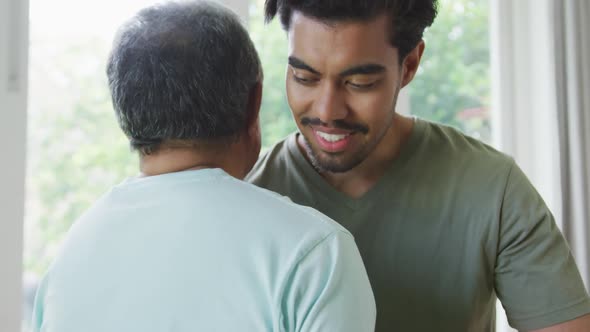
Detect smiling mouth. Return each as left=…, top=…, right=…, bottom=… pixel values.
left=311, top=128, right=356, bottom=153
left=315, top=131, right=351, bottom=142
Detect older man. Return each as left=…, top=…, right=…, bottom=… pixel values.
left=31, top=2, right=375, bottom=331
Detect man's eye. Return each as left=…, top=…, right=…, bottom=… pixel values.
left=293, top=75, right=317, bottom=85
left=347, top=81, right=376, bottom=90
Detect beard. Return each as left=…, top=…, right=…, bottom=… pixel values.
left=299, top=133, right=368, bottom=173
left=297, top=108, right=399, bottom=174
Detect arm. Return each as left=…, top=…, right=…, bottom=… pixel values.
left=495, top=162, right=590, bottom=331
left=530, top=313, right=590, bottom=331
left=280, top=231, right=376, bottom=332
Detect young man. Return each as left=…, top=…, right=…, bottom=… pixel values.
left=31, top=2, right=376, bottom=331
left=247, top=0, right=590, bottom=331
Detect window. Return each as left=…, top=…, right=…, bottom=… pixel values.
left=408, top=0, right=491, bottom=142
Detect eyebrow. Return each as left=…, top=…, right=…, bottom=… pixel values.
left=288, top=56, right=385, bottom=77
left=288, top=56, right=320, bottom=75
left=339, top=64, right=386, bottom=77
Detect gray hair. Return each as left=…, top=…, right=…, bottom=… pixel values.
left=107, top=0, right=262, bottom=154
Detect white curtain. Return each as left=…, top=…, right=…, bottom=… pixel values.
left=490, top=0, right=590, bottom=330
left=554, top=0, right=590, bottom=289
left=490, top=0, right=563, bottom=218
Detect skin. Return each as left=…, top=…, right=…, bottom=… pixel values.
left=529, top=313, right=590, bottom=332
left=139, top=82, right=262, bottom=179
left=285, top=10, right=590, bottom=331
left=287, top=12, right=421, bottom=198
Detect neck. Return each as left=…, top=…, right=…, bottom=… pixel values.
left=139, top=144, right=247, bottom=179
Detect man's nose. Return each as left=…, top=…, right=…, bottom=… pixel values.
left=315, top=83, right=348, bottom=122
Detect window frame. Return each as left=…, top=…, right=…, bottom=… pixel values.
left=0, top=0, right=29, bottom=330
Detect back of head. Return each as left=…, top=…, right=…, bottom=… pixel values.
left=265, top=0, right=438, bottom=60
left=107, top=1, right=262, bottom=155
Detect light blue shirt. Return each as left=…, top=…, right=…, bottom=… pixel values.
left=32, top=169, right=375, bottom=332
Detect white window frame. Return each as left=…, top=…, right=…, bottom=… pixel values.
left=0, top=0, right=28, bottom=330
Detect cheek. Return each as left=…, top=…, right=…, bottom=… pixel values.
left=351, top=92, right=394, bottom=116
left=286, top=80, right=308, bottom=117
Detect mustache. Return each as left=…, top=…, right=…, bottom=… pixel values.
left=300, top=118, right=369, bottom=134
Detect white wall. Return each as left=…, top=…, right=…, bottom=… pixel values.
left=218, top=0, right=248, bottom=21
left=0, top=0, right=28, bottom=329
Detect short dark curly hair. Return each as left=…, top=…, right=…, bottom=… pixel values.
left=107, top=1, right=262, bottom=155
left=265, top=0, right=438, bottom=60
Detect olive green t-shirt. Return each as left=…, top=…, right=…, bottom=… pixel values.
left=247, top=118, right=590, bottom=331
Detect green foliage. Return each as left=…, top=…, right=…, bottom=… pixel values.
left=25, top=38, right=136, bottom=274
left=249, top=0, right=296, bottom=148
left=408, top=0, right=491, bottom=140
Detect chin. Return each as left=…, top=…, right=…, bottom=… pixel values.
left=315, top=156, right=364, bottom=173
left=306, top=147, right=364, bottom=174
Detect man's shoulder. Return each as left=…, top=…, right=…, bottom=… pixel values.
left=420, top=120, right=515, bottom=174
left=246, top=133, right=299, bottom=186
left=398, top=120, right=519, bottom=206
left=425, top=120, right=507, bottom=158
left=240, top=168, right=349, bottom=235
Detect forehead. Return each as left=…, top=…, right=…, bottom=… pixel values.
left=287, top=11, right=399, bottom=71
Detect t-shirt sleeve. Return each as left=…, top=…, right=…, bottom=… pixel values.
left=279, top=231, right=376, bottom=332
left=495, top=161, right=590, bottom=331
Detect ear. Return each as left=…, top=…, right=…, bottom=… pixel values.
left=401, top=40, right=425, bottom=88
left=246, top=81, right=263, bottom=134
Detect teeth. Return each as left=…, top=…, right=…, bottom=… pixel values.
left=316, top=131, right=348, bottom=142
